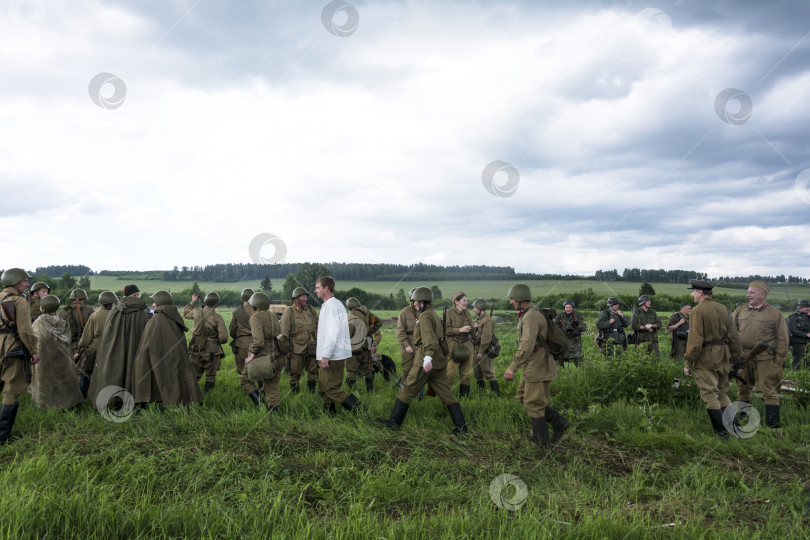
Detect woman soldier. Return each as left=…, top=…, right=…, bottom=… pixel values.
left=445, top=291, right=474, bottom=398
left=242, top=292, right=283, bottom=412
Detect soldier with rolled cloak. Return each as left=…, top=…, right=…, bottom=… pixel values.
left=74, top=291, right=118, bottom=397
left=445, top=291, right=474, bottom=398
left=184, top=292, right=228, bottom=393
left=280, top=287, right=319, bottom=393
left=228, top=288, right=256, bottom=376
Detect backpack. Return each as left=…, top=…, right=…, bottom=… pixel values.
left=534, top=308, right=568, bottom=363
left=348, top=311, right=368, bottom=352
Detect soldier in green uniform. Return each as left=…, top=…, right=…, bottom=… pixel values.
left=445, top=291, right=474, bottom=398
left=472, top=298, right=499, bottom=395
left=596, top=297, right=629, bottom=359
left=228, top=288, right=255, bottom=376
left=555, top=300, right=586, bottom=367
left=377, top=287, right=467, bottom=433
left=503, top=284, right=568, bottom=448
left=395, top=288, right=418, bottom=386
left=28, top=282, right=50, bottom=323
left=667, top=302, right=691, bottom=360
left=61, top=289, right=95, bottom=374
left=239, top=292, right=283, bottom=409
left=74, top=291, right=118, bottom=397
left=280, top=287, right=319, bottom=393
left=631, top=295, right=662, bottom=359
left=787, top=300, right=810, bottom=370
left=0, top=268, right=40, bottom=445
left=683, top=280, right=741, bottom=438
left=345, top=297, right=382, bottom=391
left=733, top=281, right=789, bottom=428
left=183, top=292, right=228, bottom=393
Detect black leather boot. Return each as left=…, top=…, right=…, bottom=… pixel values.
left=765, top=404, right=780, bottom=428
left=0, top=403, right=20, bottom=445
left=459, top=385, right=470, bottom=399
left=203, top=381, right=215, bottom=393
left=290, top=383, right=300, bottom=394
left=307, top=380, right=316, bottom=393
left=365, top=377, right=374, bottom=392
left=377, top=399, right=410, bottom=429
left=489, top=380, right=501, bottom=397
left=708, top=409, right=729, bottom=438
left=477, top=380, right=486, bottom=391
left=545, top=407, right=570, bottom=444
left=323, top=402, right=337, bottom=416
left=248, top=391, right=261, bottom=408
left=447, top=402, right=468, bottom=434
left=530, top=417, right=551, bottom=448
left=78, top=376, right=91, bottom=399
left=341, top=393, right=367, bottom=415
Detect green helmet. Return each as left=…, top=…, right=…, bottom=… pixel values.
left=1, top=268, right=30, bottom=287
left=241, top=288, right=254, bottom=302
left=797, top=300, right=810, bottom=309
left=70, top=289, right=88, bottom=301
left=472, top=298, right=488, bottom=310
left=39, top=295, right=61, bottom=314
left=563, top=300, right=574, bottom=308
left=408, top=288, right=417, bottom=300
left=98, top=291, right=118, bottom=305
left=249, top=292, right=270, bottom=311
left=506, top=284, right=532, bottom=302
left=204, top=292, right=220, bottom=307
left=346, top=297, right=361, bottom=310
left=637, top=295, right=650, bottom=306
left=292, top=287, right=309, bottom=299
left=412, top=287, right=433, bottom=302
left=607, top=297, right=620, bottom=306
left=31, top=282, right=50, bottom=294
left=150, top=290, right=173, bottom=306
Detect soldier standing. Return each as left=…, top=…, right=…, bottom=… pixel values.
left=377, top=287, right=467, bottom=433
left=667, top=302, right=692, bottom=360
left=683, top=280, right=741, bottom=438
left=280, top=287, right=319, bottom=393
left=238, top=293, right=279, bottom=409
left=228, top=288, right=256, bottom=376
left=445, top=291, right=474, bottom=398
left=733, top=281, right=789, bottom=428
left=0, top=268, right=40, bottom=445
left=555, top=300, right=586, bottom=367
left=596, top=297, right=629, bottom=358
left=472, top=298, right=499, bottom=395
left=787, top=300, right=810, bottom=370
left=29, top=282, right=50, bottom=323
left=631, top=295, right=662, bottom=360
left=503, top=284, right=568, bottom=448
left=61, top=288, right=95, bottom=373
left=395, top=288, right=418, bottom=385
left=74, top=291, right=118, bottom=397
left=344, top=297, right=382, bottom=392
left=184, top=292, right=228, bottom=393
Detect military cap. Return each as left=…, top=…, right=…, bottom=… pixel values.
left=69, top=289, right=88, bottom=300
left=249, top=292, right=270, bottom=311
left=39, top=295, right=61, bottom=314
left=291, top=287, right=309, bottom=299
left=687, top=280, right=714, bottom=291
left=412, top=286, right=433, bottom=302
left=241, top=288, right=254, bottom=302
left=607, top=297, right=620, bottom=306
left=31, top=282, right=50, bottom=293
left=749, top=280, right=770, bottom=293
left=472, top=298, right=488, bottom=310
left=563, top=300, right=574, bottom=308
left=506, top=284, right=532, bottom=302
left=203, top=292, right=220, bottom=307
left=346, top=297, right=361, bottom=310
left=98, top=291, right=118, bottom=305
left=797, top=300, right=810, bottom=309
left=124, top=284, right=140, bottom=296
left=637, top=295, right=650, bottom=306
left=1, top=268, right=30, bottom=287
left=150, top=290, right=173, bottom=306
left=451, top=291, right=467, bottom=303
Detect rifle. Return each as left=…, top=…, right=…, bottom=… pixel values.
left=731, top=341, right=769, bottom=386
left=1, top=298, right=32, bottom=383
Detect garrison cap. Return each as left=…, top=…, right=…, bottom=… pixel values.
left=687, top=279, right=714, bottom=291
left=749, top=280, right=770, bottom=294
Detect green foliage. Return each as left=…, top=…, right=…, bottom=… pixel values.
left=295, top=263, right=329, bottom=297
left=639, top=282, right=656, bottom=296
left=430, top=285, right=442, bottom=300
left=281, top=274, right=298, bottom=300
left=260, top=274, right=273, bottom=293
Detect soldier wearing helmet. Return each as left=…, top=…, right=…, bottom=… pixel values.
left=0, top=268, right=40, bottom=445
left=554, top=300, right=586, bottom=367
left=445, top=291, right=474, bottom=399
left=28, top=282, right=50, bottom=323
left=471, top=298, right=499, bottom=395
left=395, top=288, right=419, bottom=389
left=228, top=289, right=256, bottom=376
left=666, top=302, right=692, bottom=360
left=787, top=300, right=810, bottom=370
left=630, top=295, right=663, bottom=359
left=377, top=286, right=467, bottom=434
left=596, top=297, right=629, bottom=359
left=280, top=287, right=320, bottom=394
left=184, top=292, right=228, bottom=393
left=239, top=292, right=283, bottom=409
left=344, top=297, right=382, bottom=392
left=61, top=288, right=95, bottom=368
left=74, top=291, right=118, bottom=397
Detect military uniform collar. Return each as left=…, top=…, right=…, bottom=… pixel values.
left=748, top=303, right=767, bottom=312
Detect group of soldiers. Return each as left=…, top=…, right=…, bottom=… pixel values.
left=2, top=265, right=808, bottom=447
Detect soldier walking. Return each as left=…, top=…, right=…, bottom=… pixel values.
left=184, top=292, right=228, bottom=393
left=280, top=287, right=319, bottom=393
left=228, top=289, right=256, bottom=376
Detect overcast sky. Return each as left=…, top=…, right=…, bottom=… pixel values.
left=2, top=0, right=809, bottom=277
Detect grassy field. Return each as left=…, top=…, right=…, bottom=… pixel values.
left=2, top=313, right=808, bottom=538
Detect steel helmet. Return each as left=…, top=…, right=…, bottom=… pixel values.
left=151, top=290, right=173, bottom=306
left=249, top=292, right=270, bottom=311
left=204, top=292, right=220, bottom=307
left=98, top=291, right=118, bottom=305
left=506, top=284, right=532, bottom=302
left=241, top=288, right=254, bottom=302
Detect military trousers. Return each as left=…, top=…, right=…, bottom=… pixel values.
left=0, top=355, right=28, bottom=405
left=694, top=366, right=731, bottom=410
left=791, top=343, right=807, bottom=370
left=190, top=353, right=222, bottom=383
left=289, top=351, right=317, bottom=385
left=400, top=348, right=415, bottom=385
left=473, top=353, right=496, bottom=382
left=446, top=342, right=474, bottom=386
left=398, top=364, right=456, bottom=406
left=670, top=338, right=687, bottom=361
left=318, top=359, right=350, bottom=405
left=232, top=344, right=250, bottom=375
left=737, top=358, right=783, bottom=406
left=345, top=350, right=372, bottom=381
left=515, top=379, right=551, bottom=418
left=239, top=362, right=283, bottom=407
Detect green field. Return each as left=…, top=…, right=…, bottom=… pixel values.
left=1, top=313, right=808, bottom=537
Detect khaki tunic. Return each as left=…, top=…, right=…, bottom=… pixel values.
left=509, top=303, right=558, bottom=418
left=396, top=304, right=418, bottom=378
left=733, top=304, right=789, bottom=406
left=473, top=312, right=496, bottom=381
left=229, top=304, right=256, bottom=374
left=280, top=304, right=319, bottom=385
left=446, top=307, right=474, bottom=385
left=0, top=287, right=37, bottom=405
left=398, top=305, right=456, bottom=405
left=183, top=303, right=227, bottom=382
left=240, top=310, right=283, bottom=405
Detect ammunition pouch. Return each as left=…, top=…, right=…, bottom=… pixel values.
left=438, top=337, right=449, bottom=356
left=277, top=335, right=291, bottom=356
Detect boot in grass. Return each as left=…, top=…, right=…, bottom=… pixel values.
left=459, top=385, right=470, bottom=399
left=545, top=407, right=569, bottom=444
left=341, top=393, right=367, bottom=415
left=0, top=403, right=19, bottom=445
left=707, top=409, right=729, bottom=439
left=489, top=380, right=500, bottom=397
left=323, top=402, right=337, bottom=416
left=248, top=391, right=261, bottom=408
left=447, top=402, right=468, bottom=434
left=365, top=377, right=374, bottom=392
left=203, top=381, right=215, bottom=393
left=290, top=383, right=299, bottom=394
left=307, top=381, right=316, bottom=393
left=765, top=405, right=780, bottom=428
left=477, top=380, right=486, bottom=391
left=377, top=399, right=409, bottom=429
left=530, top=417, right=551, bottom=449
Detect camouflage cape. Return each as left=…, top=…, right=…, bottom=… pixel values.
left=132, top=305, right=203, bottom=406
left=30, top=314, right=84, bottom=409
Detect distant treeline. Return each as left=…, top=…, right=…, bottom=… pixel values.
left=25, top=263, right=809, bottom=284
